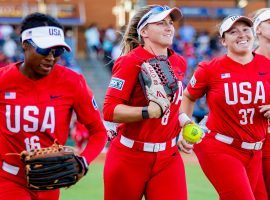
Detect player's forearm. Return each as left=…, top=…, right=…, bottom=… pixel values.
left=81, top=125, right=107, bottom=164
left=180, top=90, right=196, bottom=118
left=113, top=104, right=145, bottom=123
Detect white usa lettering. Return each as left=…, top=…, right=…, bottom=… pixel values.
left=224, top=81, right=265, bottom=105
left=6, top=105, right=55, bottom=133
left=172, top=81, right=184, bottom=105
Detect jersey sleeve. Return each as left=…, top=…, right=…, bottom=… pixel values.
left=106, top=56, right=141, bottom=102
left=73, top=74, right=102, bottom=126
left=72, top=75, right=107, bottom=164
left=186, top=62, right=209, bottom=99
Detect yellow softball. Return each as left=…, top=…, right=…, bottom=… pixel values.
left=182, top=123, right=204, bottom=144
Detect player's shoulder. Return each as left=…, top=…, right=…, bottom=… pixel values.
left=254, top=53, right=270, bottom=63
left=114, top=54, right=134, bottom=66
left=121, top=47, right=146, bottom=64
left=0, top=62, right=19, bottom=79
left=112, top=48, right=145, bottom=72
left=198, top=55, right=226, bottom=70
left=54, top=64, right=81, bottom=77
left=169, top=50, right=186, bottom=65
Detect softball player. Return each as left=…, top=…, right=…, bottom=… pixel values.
left=181, top=15, right=270, bottom=200
left=0, top=13, right=107, bottom=200
left=252, top=8, right=270, bottom=200
left=103, top=5, right=190, bottom=200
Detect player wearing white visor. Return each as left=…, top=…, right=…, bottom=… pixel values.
left=137, top=5, right=182, bottom=38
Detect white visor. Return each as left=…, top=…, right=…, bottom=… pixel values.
left=137, top=6, right=182, bottom=36
left=21, top=26, right=71, bottom=51
left=219, top=15, right=253, bottom=37
left=253, top=9, right=270, bottom=35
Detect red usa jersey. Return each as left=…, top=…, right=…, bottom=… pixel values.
left=187, top=54, right=270, bottom=142
left=0, top=62, right=102, bottom=184
left=105, top=46, right=187, bottom=142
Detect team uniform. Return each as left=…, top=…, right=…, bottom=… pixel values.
left=187, top=53, right=270, bottom=200
left=0, top=62, right=106, bottom=199
left=103, top=46, right=187, bottom=200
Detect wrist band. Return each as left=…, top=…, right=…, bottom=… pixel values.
left=142, top=106, right=149, bottom=119
left=179, top=112, right=191, bottom=127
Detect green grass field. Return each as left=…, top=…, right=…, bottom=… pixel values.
left=60, top=154, right=218, bottom=200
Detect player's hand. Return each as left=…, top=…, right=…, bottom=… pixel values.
left=177, top=134, right=194, bottom=154
left=148, top=101, right=162, bottom=118
left=259, top=105, right=270, bottom=119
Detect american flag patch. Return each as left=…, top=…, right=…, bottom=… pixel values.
left=221, top=73, right=231, bottom=79
left=5, top=92, right=16, bottom=99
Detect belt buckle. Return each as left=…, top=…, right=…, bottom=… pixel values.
left=153, top=143, right=160, bottom=152
left=254, top=142, right=262, bottom=150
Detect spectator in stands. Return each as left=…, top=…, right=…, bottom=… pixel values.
left=85, top=23, right=101, bottom=59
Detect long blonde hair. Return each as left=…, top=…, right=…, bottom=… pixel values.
left=121, top=5, right=153, bottom=55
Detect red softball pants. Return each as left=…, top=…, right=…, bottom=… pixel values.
left=194, top=135, right=263, bottom=200
left=104, top=138, right=187, bottom=200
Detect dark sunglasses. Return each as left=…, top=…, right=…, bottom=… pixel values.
left=137, top=5, right=171, bottom=30
left=26, top=39, right=65, bottom=57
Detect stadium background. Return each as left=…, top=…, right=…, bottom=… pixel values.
left=0, top=0, right=269, bottom=199
left=0, top=0, right=268, bottom=57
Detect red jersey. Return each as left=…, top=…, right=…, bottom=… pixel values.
left=187, top=54, right=270, bottom=142
left=104, top=46, right=187, bottom=142
left=0, top=62, right=105, bottom=185
left=263, top=133, right=270, bottom=156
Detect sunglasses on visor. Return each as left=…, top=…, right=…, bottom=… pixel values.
left=137, top=5, right=171, bottom=30
left=26, top=39, right=65, bottom=58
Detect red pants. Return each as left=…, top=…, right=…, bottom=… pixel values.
left=194, top=135, right=263, bottom=200
left=254, top=170, right=268, bottom=200
left=0, top=177, right=60, bottom=200
left=104, top=139, right=187, bottom=200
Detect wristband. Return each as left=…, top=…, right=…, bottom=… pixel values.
left=179, top=112, right=191, bottom=127
left=77, top=156, right=89, bottom=175
left=142, top=106, right=149, bottom=119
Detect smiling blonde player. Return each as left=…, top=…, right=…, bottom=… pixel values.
left=181, top=15, right=270, bottom=200
left=103, top=5, right=192, bottom=200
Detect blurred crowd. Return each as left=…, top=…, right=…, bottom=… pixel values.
left=0, top=25, right=22, bottom=67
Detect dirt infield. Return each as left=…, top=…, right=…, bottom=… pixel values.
left=94, top=151, right=199, bottom=164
